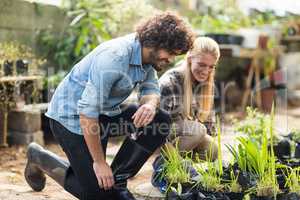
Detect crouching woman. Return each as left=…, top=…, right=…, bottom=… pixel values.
left=159, top=37, right=220, bottom=161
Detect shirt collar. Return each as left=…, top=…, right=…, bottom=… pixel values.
left=129, top=34, right=142, bottom=66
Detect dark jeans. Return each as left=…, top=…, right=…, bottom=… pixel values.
left=49, top=104, right=170, bottom=200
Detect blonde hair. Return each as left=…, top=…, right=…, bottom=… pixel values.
left=183, top=37, right=220, bottom=122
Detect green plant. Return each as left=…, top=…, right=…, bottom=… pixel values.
left=43, top=71, right=67, bottom=89
left=194, top=161, right=224, bottom=192
left=194, top=116, right=225, bottom=192
left=39, top=0, right=157, bottom=72
left=38, top=0, right=120, bottom=71
left=161, top=142, right=191, bottom=192
left=284, top=167, right=300, bottom=194
left=233, top=107, right=277, bottom=144
left=227, top=170, right=242, bottom=193
left=228, top=105, right=281, bottom=198
left=0, top=42, right=45, bottom=76
left=290, top=130, right=300, bottom=143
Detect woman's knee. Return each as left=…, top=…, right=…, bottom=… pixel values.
left=195, top=134, right=218, bottom=161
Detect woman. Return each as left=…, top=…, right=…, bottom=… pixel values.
left=159, top=37, right=220, bottom=161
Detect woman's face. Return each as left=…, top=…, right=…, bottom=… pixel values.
left=189, top=53, right=217, bottom=83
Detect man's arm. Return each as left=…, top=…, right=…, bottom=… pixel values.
left=77, top=51, right=123, bottom=190
left=80, top=115, right=105, bottom=163
left=139, top=94, right=160, bottom=108
left=80, top=114, right=114, bottom=190
left=133, top=67, right=160, bottom=128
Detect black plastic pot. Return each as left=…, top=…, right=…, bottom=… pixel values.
left=205, top=33, right=244, bottom=45
left=250, top=194, right=277, bottom=200
left=16, top=59, right=29, bottom=75
left=273, top=138, right=291, bottom=159
left=295, top=143, right=300, bottom=159
left=197, top=191, right=230, bottom=200
left=225, top=192, right=244, bottom=200
left=237, top=171, right=257, bottom=190
left=250, top=193, right=300, bottom=200
left=277, top=193, right=300, bottom=200
left=3, top=60, right=13, bottom=76
left=277, top=173, right=288, bottom=190
left=166, top=191, right=195, bottom=200
left=278, top=158, right=300, bottom=168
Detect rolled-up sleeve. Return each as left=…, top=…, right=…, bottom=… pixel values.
left=77, top=53, right=122, bottom=118
left=138, top=66, right=160, bottom=97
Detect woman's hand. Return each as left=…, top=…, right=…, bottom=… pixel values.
left=132, top=103, right=156, bottom=128
left=93, top=161, right=115, bottom=190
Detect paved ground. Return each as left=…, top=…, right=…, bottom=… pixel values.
left=1, top=108, right=300, bottom=200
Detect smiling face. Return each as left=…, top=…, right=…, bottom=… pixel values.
left=189, top=53, right=217, bottom=83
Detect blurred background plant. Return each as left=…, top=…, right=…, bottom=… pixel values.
left=0, top=42, right=45, bottom=76
left=38, top=0, right=156, bottom=72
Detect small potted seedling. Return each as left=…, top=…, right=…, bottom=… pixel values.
left=195, top=118, right=244, bottom=200
left=288, top=130, right=300, bottom=159
left=282, top=167, right=300, bottom=199
left=161, top=142, right=195, bottom=200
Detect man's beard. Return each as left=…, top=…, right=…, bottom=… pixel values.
left=148, top=50, right=167, bottom=71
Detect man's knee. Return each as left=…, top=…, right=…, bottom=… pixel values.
left=122, top=104, right=138, bottom=114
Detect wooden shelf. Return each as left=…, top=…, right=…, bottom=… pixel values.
left=282, top=36, right=300, bottom=42
left=0, top=75, right=42, bottom=83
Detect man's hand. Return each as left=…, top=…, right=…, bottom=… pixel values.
left=132, top=103, right=156, bottom=128
left=93, top=161, right=115, bottom=190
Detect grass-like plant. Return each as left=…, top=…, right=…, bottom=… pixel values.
left=160, top=124, right=192, bottom=193
left=284, top=167, right=300, bottom=194
left=194, top=116, right=225, bottom=192
left=229, top=171, right=242, bottom=193
left=161, top=142, right=191, bottom=186
left=228, top=104, right=280, bottom=198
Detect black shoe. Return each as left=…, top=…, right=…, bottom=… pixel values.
left=24, top=143, right=68, bottom=191
left=24, top=143, right=47, bottom=191
left=110, top=137, right=157, bottom=200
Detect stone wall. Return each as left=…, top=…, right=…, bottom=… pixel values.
left=0, top=0, right=67, bottom=49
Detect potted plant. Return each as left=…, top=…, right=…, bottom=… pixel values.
left=16, top=59, right=29, bottom=75
left=3, top=60, right=14, bottom=76
left=234, top=107, right=291, bottom=159
left=162, top=145, right=195, bottom=200
left=195, top=118, right=244, bottom=200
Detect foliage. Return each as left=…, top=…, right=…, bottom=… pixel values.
left=228, top=105, right=280, bottom=197
left=161, top=142, right=191, bottom=190
left=43, top=71, right=67, bottom=89
left=189, top=0, right=249, bottom=33
left=38, top=0, right=119, bottom=71
left=109, top=0, right=156, bottom=37
left=227, top=170, right=242, bottom=193
left=284, top=167, right=300, bottom=194
left=194, top=116, right=225, bottom=192
left=194, top=161, right=224, bottom=192
left=38, top=0, right=156, bottom=72
left=0, top=42, right=45, bottom=76
left=289, top=130, right=300, bottom=144
left=188, top=0, right=288, bottom=34
left=233, top=107, right=279, bottom=144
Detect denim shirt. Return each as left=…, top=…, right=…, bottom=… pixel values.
left=46, top=33, right=160, bottom=135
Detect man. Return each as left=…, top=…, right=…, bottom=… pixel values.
left=24, top=12, right=194, bottom=200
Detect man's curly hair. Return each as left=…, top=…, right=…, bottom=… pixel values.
left=136, top=12, right=195, bottom=55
